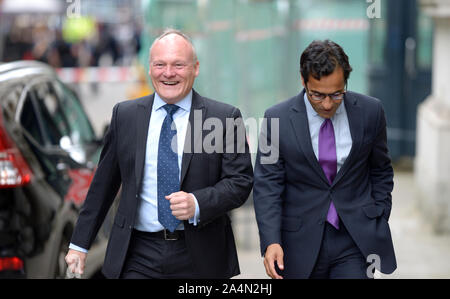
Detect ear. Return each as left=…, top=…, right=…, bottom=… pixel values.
left=194, top=60, right=200, bottom=77
left=300, top=75, right=306, bottom=88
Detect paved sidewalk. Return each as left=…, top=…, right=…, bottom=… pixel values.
left=232, top=170, right=450, bottom=279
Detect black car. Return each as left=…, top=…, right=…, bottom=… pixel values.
left=0, top=61, right=114, bottom=278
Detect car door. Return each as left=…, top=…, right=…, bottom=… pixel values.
left=18, top=76, right=112, bottom=278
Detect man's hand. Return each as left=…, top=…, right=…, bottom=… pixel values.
left=65, top=249, right=87, bottom=277
left=167, top=191, right=196, bottom=220
left=263, top=243, right=284, bottom=279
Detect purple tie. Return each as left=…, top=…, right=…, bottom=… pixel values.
left=318, top=118, right=339, bottom=230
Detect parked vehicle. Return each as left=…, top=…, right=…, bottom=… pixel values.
left=0, top=61, right=114, bottom=278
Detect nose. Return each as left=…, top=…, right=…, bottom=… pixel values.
left=163, top=65, right=176, bottom=77
left=321, top=96, right=334, bottom=110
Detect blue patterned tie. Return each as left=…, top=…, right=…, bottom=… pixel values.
left=157, top=104, right=181, bottom=232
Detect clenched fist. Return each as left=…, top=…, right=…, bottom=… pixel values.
left=166, top=191, right=196, bottom=220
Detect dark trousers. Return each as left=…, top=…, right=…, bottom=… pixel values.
left=120, top=229, right=197, bottom=279
left=309, top=221, right=371, bottom=279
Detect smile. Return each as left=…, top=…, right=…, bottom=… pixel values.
left=162, top=81, right=179, bottom=85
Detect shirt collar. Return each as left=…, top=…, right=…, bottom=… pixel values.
left=153, top=90, right=192, bottom=113
left=303, top=90, right=344, bottom=120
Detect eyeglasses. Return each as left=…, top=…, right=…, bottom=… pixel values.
left=305, top=86, right=346, bottom=102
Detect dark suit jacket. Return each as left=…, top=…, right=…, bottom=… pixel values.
left=70, top=90, right=253, bottom=278
left=253, top=89, right=396, bottom=278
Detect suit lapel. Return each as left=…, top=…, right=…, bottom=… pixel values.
left=332, top=92, right=363, bottom=187
left=180, top=90, right=205, bottom=186
left=290, top=90, right=329, bottom=185
left=135, top=94, right=154, bottom=191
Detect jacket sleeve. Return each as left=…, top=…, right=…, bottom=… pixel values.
left=253, top=112, right=285, bottom=256
left=192, top=107, right=253, bottom=225
left=70, top=103, right=122, bottom=249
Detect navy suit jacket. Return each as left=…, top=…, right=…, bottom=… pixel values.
left=253, top=89, right=396, bottom=278
left=70, top=90, right=253, bottom=278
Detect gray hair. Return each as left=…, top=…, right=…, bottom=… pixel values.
left=149, top=28, right=198, bottom=63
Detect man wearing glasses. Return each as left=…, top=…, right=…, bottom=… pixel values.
left=253, top=40, right=396, bottom=279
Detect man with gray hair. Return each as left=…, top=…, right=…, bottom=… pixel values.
left=65, top=29, right=253, bottom=279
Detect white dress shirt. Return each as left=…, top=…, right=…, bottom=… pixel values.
left=70, top=91, right=199, bottom=253
left=303, top=92, right=352, bottom=172
left=134, top=91, right=200, bottom=232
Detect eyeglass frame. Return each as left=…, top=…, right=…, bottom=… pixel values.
left=305, top=84, right=347, bottom=102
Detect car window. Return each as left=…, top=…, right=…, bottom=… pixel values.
left=19, top=91, right=64, bottom=187
left=32, top=82, right=68, bottom=146
left=19, top=85, right=72, bottom=197
left=30, top=81, right=96, bottom=164
left=20, top=91, right=45, bottom=146
left=51, top=81, right=96, bottom=145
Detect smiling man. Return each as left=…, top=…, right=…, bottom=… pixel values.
left=65, top=29, right=253, bottom=279
left=149, top=32, right=199, bottom=104
left=253, top=40, right=396, bottom=279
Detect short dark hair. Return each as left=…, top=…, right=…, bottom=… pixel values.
left=300, top=40, right=352, bottom=85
